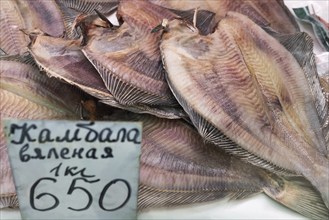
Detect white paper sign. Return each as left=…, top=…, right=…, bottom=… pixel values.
left=4, top=120, right=142, bottom=219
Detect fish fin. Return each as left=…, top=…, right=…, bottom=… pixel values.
left=99, top=99, right=186, bottom=120
left=0, top=53, right=36, bottom=67
left=169, top=8, right=217, bottom=35
left=138, top=184, right=259, bottom=210
left=267, top=29, right=329, bottom=152
left=83, top=50, right=177, bottom=106
left=167, top=78, right=297, bottom=176
left=86, top=57, right=159, bottom=105
left=264, top=176, right=329, bottom=219
left=0, top=194, right=19, bottom=208
left=56, top=0, right=118, bottom=14
left=55, top=0, right=82, bottom=39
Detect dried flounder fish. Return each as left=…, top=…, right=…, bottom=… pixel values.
left=28, top=35, right=114, bottom=104
left=82, top=0, right=179, bottom=108
left=28, top=34, right=186, bottom=119
left=0, top=0, right=66, bottom=55
left=107, top=112, right=328, bottom=219
left=153, top=0, right=299, bottom=34
left=0, top=56, right=83, bottom=208
left=160, top=12, right=329, bottom=208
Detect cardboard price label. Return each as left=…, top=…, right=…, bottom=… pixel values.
left=4, top=120, right=142, bottom=219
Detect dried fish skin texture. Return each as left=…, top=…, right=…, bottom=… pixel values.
left=15, top=0, right=65, bottom=37
left=1, top=59, right=82, bottom=117
left=28, top=34, right=185, bottom=119
left=161, top=13, right=329, bottom=208
left=0, top=0, right=29, bottom=55
left=153, top=0, right=299, bottom=34
left=266, top=30, right=329, bottom=153
left=0, top=59, right=82, bottom=208
left=82, top=0, right=178, bottom=107
left=56, top=0, right=118, bottom=14
left=28, top=35, right=113, bottom=101
left=54, top=0, right=119, bottom=39
left=107, top=112, right=328, bottom=218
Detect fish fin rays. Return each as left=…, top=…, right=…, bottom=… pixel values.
left=166, top=79, right=297, bottom=176
left=55, top=0, right=82, bottom=39
left=83, top=53, right=175, bottom=106
left=267, top=28, right=329, bottom=152
left=138, top=184, right=259, bottom=210
left=56, top=0, right=118, bottom=14
left=0, top=194, right=19, bottom=209
left=264, top=176, right=329, bottom=219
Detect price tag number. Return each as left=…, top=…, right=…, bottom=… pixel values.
left=30, top=177, right=131, bottom=212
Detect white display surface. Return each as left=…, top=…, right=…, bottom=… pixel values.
left=1, top=1, right=328, bottom=219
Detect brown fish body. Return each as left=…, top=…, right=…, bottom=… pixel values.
left=82, top=0, right=179, bottom=107
left=28, top=35, right=112, bottom=101
left=28, top=35, right=186, bottom=119
left=0, top=57, right=82, bottom=208
left=160, top=13, right=329, bottom=208
left=153, top=0, right=299, bottom=34
left=16, top=0, right=65, bottom=37
left=107, top=111, right=328, bottom=218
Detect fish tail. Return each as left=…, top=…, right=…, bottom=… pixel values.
left=263, top=175, right=329, bottom=219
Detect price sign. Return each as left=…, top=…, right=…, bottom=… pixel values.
left=3, top=120, right=142, bottom=219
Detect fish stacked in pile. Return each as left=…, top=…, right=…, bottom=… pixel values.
left=1, top=0, right=328, bottom=218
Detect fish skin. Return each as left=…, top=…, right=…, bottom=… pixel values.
left=16, top=0, right=65, bottom=37
left=55, top=0, right=118, bottom=14
left=107, top=111, right=329, bottom=218
left=82, top=0, right=179, bottom=108
left=0, top=0, right=29, bottom=55
left=0, top=57, right=82, bottom=208
left=54, top=0, right=119, bottom=39
left=28, top=35, right=112, bottom=102
left=160, top=12, right=329, bottom=208
left=268, top=31, right=329, bottom=154
left=152, top=0, right=300, bottom=34
left=28, top=35, right=186, bottom=119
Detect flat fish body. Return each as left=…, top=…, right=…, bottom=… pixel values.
left=28, top=35, right=113, bottom=103
left=0, top=57, right=82, bottom=208
left=82, top=0, right=179, bottom=108
left=107, top=111, right=328, bottom=219
left=160, top=12, right=329, bottom=208
left=16, top=0, right=65, bottom=37
left=153, top=0, right=299, bottom=34
left=28, top=35, right=186, bottom=119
